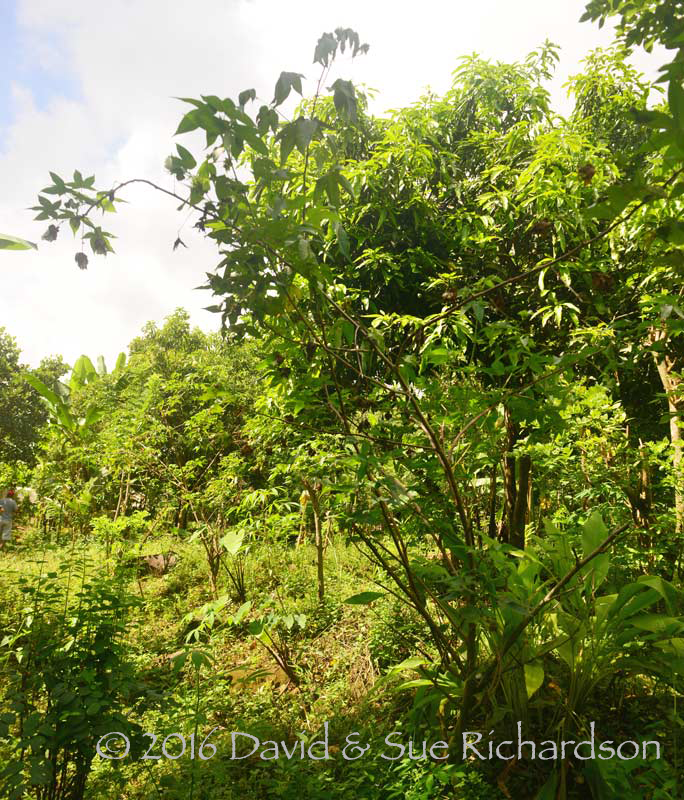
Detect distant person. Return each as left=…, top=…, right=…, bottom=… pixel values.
left=0, top=489, right=18, bottom=549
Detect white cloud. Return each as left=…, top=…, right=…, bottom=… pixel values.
left=1, top=0, right=666, bottom=367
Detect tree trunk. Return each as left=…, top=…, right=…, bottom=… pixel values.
left=311, top=491, right=325, bottom=602
left=302, top=480, right=325, bottom=602
left=499, top=408, right=517, bottom=544
left=121, top=472, right=131, bottom=516
left=511, top=454, right=531, bottom=549
left=113, top=470, right=125, bottom=521
left=487, top=463, right=498, bottom=539
left=625, top=441, right=652, bottom=535
left=297, top=488, right=309, bottom=545
left=500, top=407, right=531, bottom=548
left=650, top=327, right=683, bottom=534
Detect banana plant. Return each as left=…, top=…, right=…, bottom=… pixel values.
left=69, top=353, right=126, bottom=391
left=24, top=353, right=125, bottom=443
left=24, top=373, right=102, bottom=444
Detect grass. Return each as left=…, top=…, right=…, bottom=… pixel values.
left=2, top=522, right=678, bottom=799
left=2, top=523, right=469, bottom=799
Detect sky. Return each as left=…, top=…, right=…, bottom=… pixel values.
left=0, top=0, right=666, bottom=368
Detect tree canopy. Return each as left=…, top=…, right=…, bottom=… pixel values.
left=3, top=4, right=684, bottom=798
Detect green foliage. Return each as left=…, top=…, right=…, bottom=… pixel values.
left=11, top=14, right=684, bottom=799
left=25, top=310, right=260, bottom=538
left=219, top=528, right=250, bottom=602
left=369, top=600, right=429, bottom=671
left=0, top=329, right=68, bottom=466
left=386, top=759, right=492, bottom=800
left=91, top=510, right=149, bottom=559
left=0, top=557, right=142, bottom=799
left=0, top=233, right=37, bottom=250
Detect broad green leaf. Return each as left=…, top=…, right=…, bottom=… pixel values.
left=24, top=373, right=63, bottom=411
left=257, top=104, right=279, bottom=135
left=238, top=88, right=256, bottom=108
left=190, top=650, right=213, bottom=669
left=582, top=511, right=608, bottom=557
left=314, top=32, right=337, bottom=67
left=636, top=575, right=679, bottom=615
left=0, top=233, right=37, bottom=250
left=113, top=352, right=126, bottom=374
left=611, top=583, right=666, bottom=622
left=583, top=553, right=610, bottom=590
left=654, top=637, right=684, bottom=657
left=83, top=404, right=104, bottom=429
left=233, top=601, right=252, bottom=624
left=171, top=651, right=188, bottom=674
left=669, top=80, right=684, bottom=130
left=629, top=614, right=684, bottom=634
left=524, top=662, right=545, bottom=698
left=293, top=117, right=320, bottom=154
left=176, top=143, right=196, bottom=168
left=220, top=530, right=245, bottom=555
left=343, top=591, right=384, bottom=604
left=241, top=124, right=269, bottom=156
left=396, top=678, right=434, bottom=690
left=657, top=220, right=684, bottom=247
left=387, top=655, right=429, bottom=675
left=334, top=220, right=350, bottom=259
left=630, top=108, right=675, bottom=130
left=273, top=72, right=304, bottom=106
left=330, top=78, right=357, bottom=120
left=71, top=355, right=98, bottom=388
left=278, top=123, right=297, bottom=164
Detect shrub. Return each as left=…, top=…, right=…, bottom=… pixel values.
left=0, top=556, right=143, bottom=799
left=369, top=601, right=429, bottom=671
